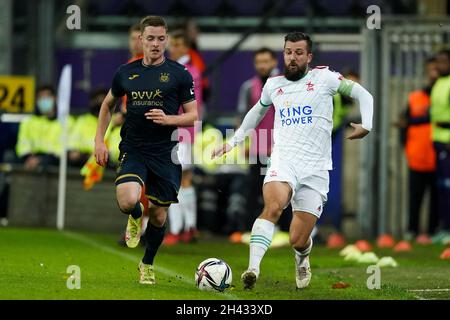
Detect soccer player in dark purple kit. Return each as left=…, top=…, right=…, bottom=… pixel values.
left=94, top=16, right=198, bottom=284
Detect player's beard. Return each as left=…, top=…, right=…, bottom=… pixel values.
left=284, top=61, right=307, bottom=81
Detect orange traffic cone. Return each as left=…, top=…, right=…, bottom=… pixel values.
left=440, top=248, right=450, bottom=260
left=377, top=234, right=395, bottom=248
left=354, top=240, right=372, bottom=252
left=327, top=233, right=346, bottom=248
left=393, top=240, right=412, bottom=252
left=415, top=234, right=432, bottom=245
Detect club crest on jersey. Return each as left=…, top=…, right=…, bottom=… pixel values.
left=159, top=73, right=170, bottom=82
left=306, top=81, right=314, bottom=91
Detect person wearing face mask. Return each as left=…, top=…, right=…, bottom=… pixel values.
left=16, top=85, right=74, bottom=170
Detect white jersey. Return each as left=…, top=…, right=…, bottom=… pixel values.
left=260, top=66, right=343, bottom=171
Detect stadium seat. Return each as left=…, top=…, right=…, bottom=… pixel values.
left=317, top=0, right=354, bottom=16
left=177, top=0, right=224, bottom=16
left=227, top=0, right=266, bottom=16
left=88, top=0, right=129, bottom=15
left=281, top=0, right=309, bottom=16
left=133, top=0, right=176, bottom=15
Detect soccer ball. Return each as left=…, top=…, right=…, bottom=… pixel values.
left=195, top=258, right=232, bottom=292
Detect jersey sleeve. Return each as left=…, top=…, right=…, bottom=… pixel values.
left=111, top=66, right=125, bottom=98
left=259, top=80, right=273, bottom=107
left=323, top=68, right=344, bottom=96
left=179, top=68, right=196, bottom=104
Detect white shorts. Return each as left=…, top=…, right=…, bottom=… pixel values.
left=264, top=162, right=329, bottom=219
left=177, top=142, right=193, bottom=171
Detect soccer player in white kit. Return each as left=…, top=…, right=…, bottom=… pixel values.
left=212, top=32, right=374, bottom=289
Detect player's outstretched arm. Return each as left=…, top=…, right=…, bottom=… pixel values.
left=211, top=100, right=270, bottom=159
left=94, top=89, right=120, bottom=166
left=145, top=100, right=198, bottom=127
left=341, top=81, right=374, bottom=140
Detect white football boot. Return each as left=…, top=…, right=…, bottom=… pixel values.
left=295, top=254, right=312, bottom=289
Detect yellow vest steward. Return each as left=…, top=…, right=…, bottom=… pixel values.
left=107, top=125, right=122, bottom=164
left=193, top=125, right=249, bottom=173
left=430, top=75, right=450, bottom=143
left=16, top=115, right=74, bottom=158
left=68, top=113, right=98, bottom=154
left=332, top=93, right=348, bottom=131
left=68, top=112, right=122, bottom=164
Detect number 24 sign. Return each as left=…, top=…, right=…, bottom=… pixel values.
left=0, top=76, right=35, bottom=113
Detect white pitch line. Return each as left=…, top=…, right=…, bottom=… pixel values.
left=62, top=231, right=239, bottom=300
left=408, top=289, right=450, bottom=292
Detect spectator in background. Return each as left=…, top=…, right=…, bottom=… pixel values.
left=396, top=57, right=439, bottom=240
left=184, top=19, right=210, bottom=106
left=163, top=30, right=203, bottom=245
left=128, top=23, right=144, bottom=63
left=68, top=89, right=108, bottom=167
left=16, top=85, right=74, bottom=170
left=121, top=23, right=144, bottom=113
left=430, top=49, right=450, bottom=239
left=107, top=111, right=124, bottom=168
left=237, top=47, right=279, bottom=233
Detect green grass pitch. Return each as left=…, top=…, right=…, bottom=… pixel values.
left=0, top=227, right=449, bottom=300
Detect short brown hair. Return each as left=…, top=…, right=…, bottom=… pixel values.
left=284, top=31, right=313, bottom=53
left=129, top=23, right=140, bottom=34
left=140, top=15, right=168, bottom=34
left=170, top=30, right=191, bottom=48
left=254, top=47, right=277, bottom=60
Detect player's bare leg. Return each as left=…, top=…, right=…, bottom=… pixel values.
left=116, top=182, right=144, bottom=248
left=242, top=181, right=292, bottom=289
left=139, top=203, right=167, bottom=284
left=290, top=211, right=317, bottom=289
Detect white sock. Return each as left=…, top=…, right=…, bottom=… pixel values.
left=249, top=218, right=275, bottom=275
left=168, top=202, right=183, bottom=235
left=181, top=186, right=197, bottom=230
left=294, top=236, right=313, bottom=265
